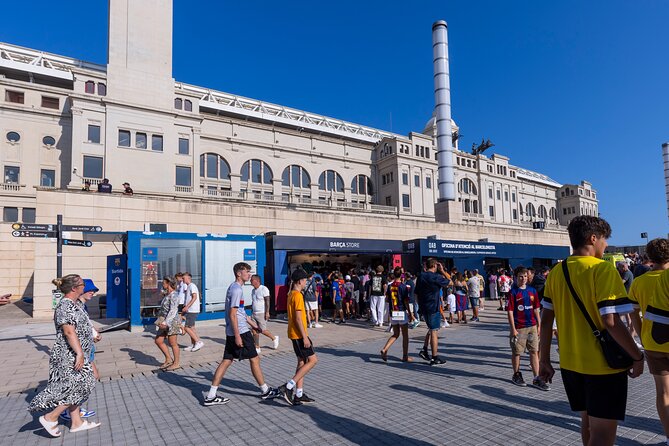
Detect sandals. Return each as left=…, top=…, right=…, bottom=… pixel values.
left=401, top=357, right=413, bottom=362
left=70, top=420, right=101, bottom=433
left=159, top=361, right=173, bottom=369
left=164, top=364, right=181, bottom=371
left=39, top=415, right=61, bottom=438
left=380, top=350, right=388, bottom=362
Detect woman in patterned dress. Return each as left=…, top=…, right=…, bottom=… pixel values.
left=28, top=274, right=100, bottom=437
left=154, top=276, right=181, bottom=371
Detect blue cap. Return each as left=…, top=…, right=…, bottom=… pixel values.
left=83, top=279, right=99, bottom=293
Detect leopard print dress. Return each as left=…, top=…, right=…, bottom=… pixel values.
left=28, top=297, right=96, bottom=412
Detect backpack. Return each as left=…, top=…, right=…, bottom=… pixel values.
left=371, top=276, right=383, bottom=294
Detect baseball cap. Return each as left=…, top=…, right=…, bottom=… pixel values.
left=291, top=269, right=308, bottom=281
left=83, top=279, right=99, bottom=293
left=345, top=275, right=351, bottom=281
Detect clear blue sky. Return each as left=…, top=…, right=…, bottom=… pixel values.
left=2, top=0, right=667, bottom=246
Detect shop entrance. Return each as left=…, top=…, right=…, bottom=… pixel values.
left=484, top=257, right=510, bottom=273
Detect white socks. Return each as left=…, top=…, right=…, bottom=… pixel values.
left=296, top=388, right=303, bottom=398
left=207, top=385, right=218, bottom=399
left=260, top=383, right=269, bottom=394
left=286, top=379, right=296, bottom=390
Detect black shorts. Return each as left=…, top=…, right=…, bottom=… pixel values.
left=223, top=331, right=258, bottom=361
left=291, top=337, right=316, bottom=361
left=561, top=368, right=628, bottom=420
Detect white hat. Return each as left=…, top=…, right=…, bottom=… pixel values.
left=345, top=275, right=351, bottom=281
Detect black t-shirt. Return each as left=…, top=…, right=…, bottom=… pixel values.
left=369, top=275, right=387, bottom=296
left=351, top=275, right=361, bottom=291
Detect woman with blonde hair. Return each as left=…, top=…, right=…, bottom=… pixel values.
left=28, top=274, right=99, bottom=437
left=155, top=276, right=181, bottom=370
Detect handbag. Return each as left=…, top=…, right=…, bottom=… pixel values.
left=154, top=316, right=165, bottom=326
left=561, top=260, right=633, bottom=369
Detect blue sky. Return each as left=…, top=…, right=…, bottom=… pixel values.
left=2, top=0, right=667, bottom=245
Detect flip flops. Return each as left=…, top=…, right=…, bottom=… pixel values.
left=39, top=415, right=61, bottom=438
left=380, top=350, right=388, bottom=362
left=70, top=420, right=101, bottom=433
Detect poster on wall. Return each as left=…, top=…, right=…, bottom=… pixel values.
left=204, top=241, right=258, bottom=312
left=142, top=261, right=158, bottom=290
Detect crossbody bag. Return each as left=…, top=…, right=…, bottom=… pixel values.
left=561, top=260, right=633, bottom=369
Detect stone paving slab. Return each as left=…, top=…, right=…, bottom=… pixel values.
left=0, top=309, right=663, bottom=445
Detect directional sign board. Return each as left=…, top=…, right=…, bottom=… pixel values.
left=12, top=223, right=54, bottom=231
left=62, top=239, right=93, bottom=247
left=62, top=225, right=103, bottom=232
left=12, top=230, right=57, bottom=238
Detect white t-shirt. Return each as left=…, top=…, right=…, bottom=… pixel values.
left=185, top=283, right=200, bottom=313
left=447, top=293, right=456, bottom=313
left=251, top=285, right=270, bottom=314
left=467, top=277, right=480, bottom=297
left=177, top=281, right=187, bottom=305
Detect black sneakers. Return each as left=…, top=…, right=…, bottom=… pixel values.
left=429, top=356, right=446, bottom=366
left=295, top=393, right=315, bottom=404
left=512, top=372, right=527, bottom=387
left=203, top=395, right=230, bottom=406
left=279, top=384, right=295, bottom=405
left=419, top=350, right=430, bottom=361
left=531, top=377, right=551, bottom=391
left=260, top=387, right=281, bottom=400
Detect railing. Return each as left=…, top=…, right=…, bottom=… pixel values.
left=369, top=204, right=397, bottom=213
left=174, top=185, right=193, bottom=193
left=0, top=183, right=25, bottom=191
left=201, top=188, right=245, bottom=200
left=462, top=212, right=485, bottom=220
left=83, top=178, right=102, bottom=186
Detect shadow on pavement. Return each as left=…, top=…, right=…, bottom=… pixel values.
left=119, top=347, right=161, bottom=366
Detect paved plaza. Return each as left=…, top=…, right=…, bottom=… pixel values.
left=0, top=306, right=663, bottom=445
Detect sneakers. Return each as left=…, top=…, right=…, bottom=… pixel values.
left=314, top=323, right=323, bottom=328
left=295, top=393, right=315, bottom=404
left=191, top=341, right=204, bottom=352
left=309, top=322, right=315, bottom=329
left=531, top=377, right=551, bottom=391
left=256, top=348, right=262, bottom=354
left=430, top=356, right=446, bottom=366
left=441, top=320, right=450, bottom=328
left=512, top=372, right=527, bottom=387
left=59, top=408, right=96, bottom=421
left=279, top=384, right=295, bottom=406
left=183, top=345, right=194, bottom=351
left=471, top=317, right=480, bottom=322
left=273, top=336, right=279, bottom=349
left=419, top=349, right=430, bottom=361
left=260, top=387, right=282, bottom=400
left=203, top=395, right=230, bottom=406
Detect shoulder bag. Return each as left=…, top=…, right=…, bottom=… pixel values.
left=561, top=260, right=633, bottom=369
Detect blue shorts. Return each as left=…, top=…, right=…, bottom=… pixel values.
left=89, top=344, right=96, bottom=362
left=424, top=312, right=441, bottom=331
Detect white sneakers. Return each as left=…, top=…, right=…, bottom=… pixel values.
left=314, top=323, right=323, bottom=328
left=273, top=336, right=280, bottom=349
left=256, top=348, right=262, bottom=354
left=190, top=341, right=204, bottom=352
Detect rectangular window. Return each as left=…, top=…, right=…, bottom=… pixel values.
left=41, top=96, right=59, bottom=109
left=40, top=169, right=56, bottom=187
left=2, top=207, right=18, bottom=222
left=5, top=90, right=24, bottom=104
left=22, top=208, right=36, bottom=224
left=420, top=146, right=424, bottom=157
left=390, top=172, right=394, bottom=183
left=85, top=81, right=95, bottom=94
left=175, top=166, right=191, bottom=186
left=402, top=194, right=410, bottom=208
left=414, top=175, right=420, bottom=187
left=152, top=135, right=164, bottom=151
left=488, top=189, right=493, bottom=199
left=496, top=190, right=501, bottom=200
left=385, top=196, right=392, bottom=206
left=504, top=191, right=509, bottom=201
left=425, top=147, right=430, bottom=158
left=402, top=173, right=408, bottom=185
left=184, top=100, right=192, bottom=112
left=83, top=155, right=103, bottom=178
left=512, top=192, right=516, bottom=202
left=426, top=177, right=432, bottom=189
left=178, top=138, right=189, bottom=155
left=4, top=166, right=20, bottom=183
left=87, top=124, right=100, bottom=143
left=415, top=146, right=419, bottom=156
left=118, top=130, right=131, bottom=147
left=512, top=209, right=518, bottom=220
left=136, top=132, right=147, bottom=149
left=382, top=175, right=387, bottom=185
left=489, top=206, right=494, bottom=217
left=97, top=83, right=107, bottom=96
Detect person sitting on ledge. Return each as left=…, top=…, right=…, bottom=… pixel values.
left=122, top=182, right=133, bottom=196
left=97, top=178, right=112, bottom=193
left=81, top=181, right=91, bottom=192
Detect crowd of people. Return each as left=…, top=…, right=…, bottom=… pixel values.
left=27, top=215, right=669, bottom=446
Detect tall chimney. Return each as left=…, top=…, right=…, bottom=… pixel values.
left=432, top=20, right=455, bottom=201
left=664, top=142, right=669, bottom=223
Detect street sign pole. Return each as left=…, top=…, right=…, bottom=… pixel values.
left=56, top=214, right=63, bottom=279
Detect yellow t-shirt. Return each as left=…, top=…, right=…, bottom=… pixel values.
left=642, top=269, right=669, bottom=353
left=629, top=270, right=664, bottom=315
left=287, top=290, right=308, bottom=340
left=542, top=256, right=632, bottom=375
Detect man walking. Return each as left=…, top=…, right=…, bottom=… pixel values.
left=380, top=267, right=413, bottom=362
left=250, top=274, right=279, bottom=353
left=182, top=272, right=204, bottom=352
left=204, top=262, right=281, bottom=406
left=539, top=216, right=644, bottom=446
left=467, top=271, right=481, bottom=322
left=368, top=266, right=387, bottom=327
left=415, top=259, right=451, bottom=365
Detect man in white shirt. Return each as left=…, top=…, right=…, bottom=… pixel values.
left=251, top=275, right=279, bottom=352
left=182, top=272, right=204, bottom=352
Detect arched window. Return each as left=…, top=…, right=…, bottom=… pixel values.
left=282, top=165, right=310, bottom=189
left=84, top=81, right=95, bottom=94
left=199, top=153, right=231, bottom=180
left=549, top=207, right=558, bottom=221
left=174, top=98, right=183, bottom=110
left=526, top=203, right=536, bottom=218
left=351, top=174, right=373, bottom=195
left=318, top=170, right=344, bottom=192
left=241, top=159, right=272, bottom=185
left=538, top=205, right=547, bottom=219
left=458, top=178, right=477, bottom=195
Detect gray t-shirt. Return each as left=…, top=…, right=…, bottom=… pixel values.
left=467, top=277, right=480, bottom=297
left=225, top=282, right=249, bottom=336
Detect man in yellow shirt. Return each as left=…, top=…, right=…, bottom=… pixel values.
left=279, top=269, right=319, bottom=406
left=630, top=238, right=669, bottom=445
left=539, top=216, right=644, bottom=446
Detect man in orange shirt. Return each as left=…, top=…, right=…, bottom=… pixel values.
left=279, top=269, right=319, bottom=406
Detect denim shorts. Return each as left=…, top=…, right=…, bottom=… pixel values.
left=424, top=312, right=441, bottom=331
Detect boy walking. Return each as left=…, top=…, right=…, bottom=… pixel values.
left=204, top=263, right=281, bottom=406
left=279, top=269, right=319, bottom=406
left=380, top=268, right=413, bottom=362
left=250, top=275, right=279, bottom=352
left=507, top=266, right=548, bottom=390
left=182, top=272, right=204, bottom=352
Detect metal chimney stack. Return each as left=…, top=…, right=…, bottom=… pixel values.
left=664, top=142, right=669, bottom=223
left=432, top=20, right=455, bottom=201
